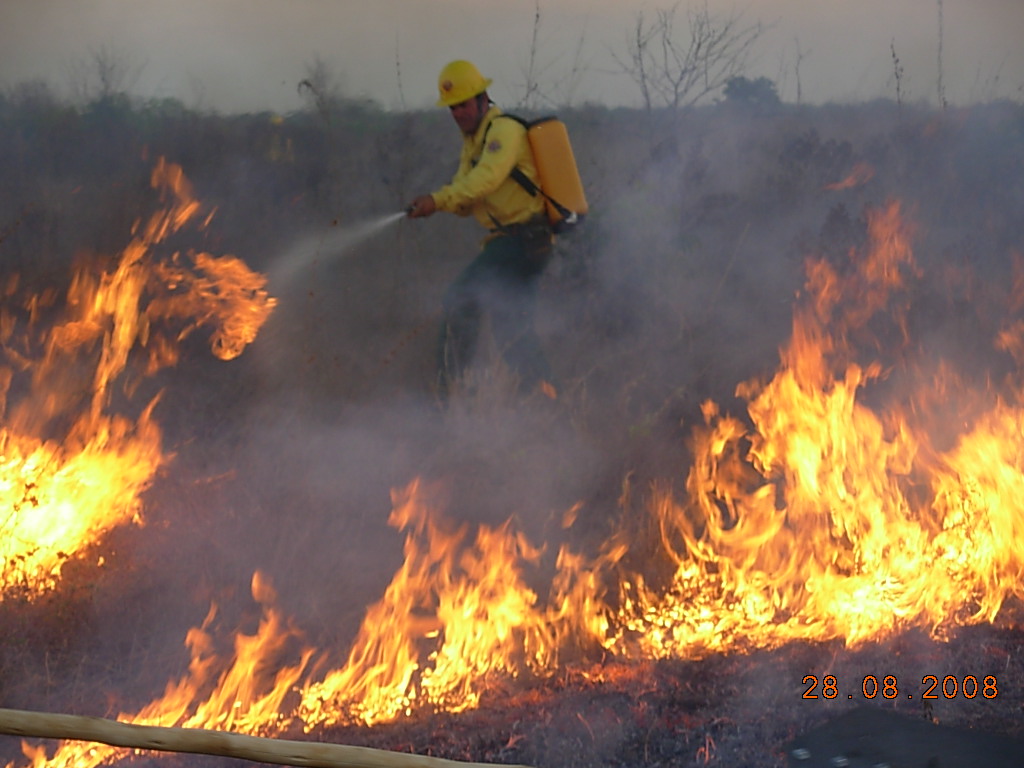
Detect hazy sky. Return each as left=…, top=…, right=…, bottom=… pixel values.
left=2, top=0, right=1022, bottom=112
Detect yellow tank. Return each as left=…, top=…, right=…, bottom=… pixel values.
left=526, top=117, right=588, bottom=231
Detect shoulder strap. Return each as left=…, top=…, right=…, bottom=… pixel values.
left=509, top=166, right=540, bottom=197
left=475, top=115, right=542, bottom=199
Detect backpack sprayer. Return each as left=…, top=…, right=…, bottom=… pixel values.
left=502, top=114, right=588, bottom=233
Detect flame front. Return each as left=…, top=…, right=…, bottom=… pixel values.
left=609, top=200, right=1024, bottom=657
left=0, top=159, right=275, bottom=594
left=298, top=480, right=608, bottom=727
left=15, top=573, right=311, bottom=768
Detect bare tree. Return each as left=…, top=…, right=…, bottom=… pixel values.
left=890, top=39, right=906, bottom=111
left=936, top=0, right=948, bottom=109
left=613, top=1, right=764, bottom=117
left=393, top=32, right=407, bottom=111
left=297, top=55, right=346, bottom=125
left=793, top=36, right=809, bottom=106
left=519, top=0, right=545, bottom=111
left=516, top=0, right=590, bottom=111
left=65, top=44, right=145, bottom=106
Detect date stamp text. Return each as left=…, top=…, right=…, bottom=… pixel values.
left=802, top=674, right=999, bottom=700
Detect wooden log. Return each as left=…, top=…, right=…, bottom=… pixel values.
left=0, top=708, right=531, bottom=768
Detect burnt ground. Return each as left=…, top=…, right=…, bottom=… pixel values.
left=3, top=611, right=1024, bottom=768
left=307, top=621, right=1024, bottom=768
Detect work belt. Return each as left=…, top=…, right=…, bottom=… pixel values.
left=487, top=214, right=551, bottom=241
left=486, top=215, right=553, bottom=275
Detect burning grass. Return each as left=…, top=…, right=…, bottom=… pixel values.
left=0, top=159, right=275, bottom=596
left=4, top=599, right=1022, bottom=768
left=2, top=104, right=1024, bottom=768
left=308, top=622, right=1024, bottom=768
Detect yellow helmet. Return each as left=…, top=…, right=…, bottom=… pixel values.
left=436, top=60, right=492, bottom=107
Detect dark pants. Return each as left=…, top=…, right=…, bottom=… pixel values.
left=437, top=223, right=553, bottom=399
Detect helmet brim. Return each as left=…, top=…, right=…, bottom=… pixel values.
left=436, top=77, right=493, bottom=108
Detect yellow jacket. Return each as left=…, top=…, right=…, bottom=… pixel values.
left=431, top=106, right=545, bottom=230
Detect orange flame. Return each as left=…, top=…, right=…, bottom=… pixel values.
left=823, top=161, right=875, bottom=191
left=608, top=200, right=1024, bottom=657
left=298, top=480, right=608, bottom=726
left=12, top=574, right=311, bottom=768
left=1, top=159, right=275, bottom=594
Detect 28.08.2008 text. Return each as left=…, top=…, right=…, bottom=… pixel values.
left=802, top=674, right=999, bottom=700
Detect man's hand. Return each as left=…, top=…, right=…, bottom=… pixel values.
left=406, top=195, right=437, bottom=218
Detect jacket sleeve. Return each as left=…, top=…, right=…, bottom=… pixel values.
left=432, top=118, right=524, bottom=213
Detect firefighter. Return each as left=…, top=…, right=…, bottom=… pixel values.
left=407, top=59, right=556, bottom=402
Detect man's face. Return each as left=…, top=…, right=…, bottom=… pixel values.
left=450, top=94, right=485, bottom=134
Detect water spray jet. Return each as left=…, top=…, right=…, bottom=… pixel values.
left=269, top=211, right=406, bottom=285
